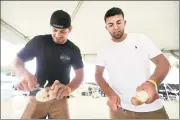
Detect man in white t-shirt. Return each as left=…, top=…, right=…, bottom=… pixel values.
left=95, top=7, right=170, bottom=119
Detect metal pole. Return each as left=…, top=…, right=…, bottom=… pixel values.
left=71, top=1, right=84, bottom=21
left=163, top=84, right=170, bottom=100
left=1, top=19, right=29, bottom=41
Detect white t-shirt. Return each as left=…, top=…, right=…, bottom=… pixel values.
left=96, top=33, right=163, bottom=112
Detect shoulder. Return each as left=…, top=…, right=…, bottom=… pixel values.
left=31, top=34, right=51, bottom=42
left=26, top=34, right=51, bottom=47
left=66, top=40, right=80, bottom=51
left=127, top=33, right=148, bottom=40
left=127, top=33, right=151, bottom=45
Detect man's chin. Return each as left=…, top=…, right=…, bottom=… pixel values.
left=111, top=33, right=122, bottom=39
left=54, top=40, right=65, bottom=44
left=113, top=33, right=124, bottom=39
left=113, top=36, right=122, bottom=39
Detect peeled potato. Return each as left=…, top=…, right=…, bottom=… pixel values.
left=136, top=90, right=149, bottom=102
left=131, top=90, right=149, bottom=106
left=35, top=89, right=50, bottom=102
left=131, top=96, right=143, bottom=106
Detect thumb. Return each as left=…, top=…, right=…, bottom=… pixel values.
left=33, top=76, right=38, bottom=82
left=136, top=85, right=144, bottom=92
left=155, top=93, right=160, bottom=100
left=54, top=80, right=60, bottom=84
left=51, top=80, right=60, bottom=89
left=33, top=77, right=38, bottom=87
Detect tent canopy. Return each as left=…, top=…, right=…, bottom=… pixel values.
left=1, top=1, right=179, bottom=55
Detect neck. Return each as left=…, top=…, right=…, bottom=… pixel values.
left=112, top=33, right=127, bottom=43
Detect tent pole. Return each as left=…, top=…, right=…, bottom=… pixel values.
left=163, top=84, right=170, bottom=100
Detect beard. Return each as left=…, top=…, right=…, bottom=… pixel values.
left=52, top=35, right=66, bottom=44
left=53, top=38, right=66, bottom=44
left=111, top=30, right=124, bottom=39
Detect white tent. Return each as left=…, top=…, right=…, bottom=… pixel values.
left=1, top=1, right=179, bottom=84
left=1, top=1, right=179, bottom=62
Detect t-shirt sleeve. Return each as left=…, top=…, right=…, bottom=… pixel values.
left=71, top=47, right=84, bottom=70
left=141, top=34, right=162, bottom=59
left=17, top=36, right=39, bottom=62
left=96, top=48, right=106, bottom=67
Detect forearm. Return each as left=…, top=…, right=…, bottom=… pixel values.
left=149, top=61, right=170, bottom=85
left=11, top=57, right=29, bottom=78
left=95, top=75, right=117, bottom=97
left=66, top=75, right=83, bottom=92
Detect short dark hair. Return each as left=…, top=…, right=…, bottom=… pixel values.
left=104, top=7, right=124, bottom=22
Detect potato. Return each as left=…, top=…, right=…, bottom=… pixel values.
left=131, top=90, right=149, bottom=106
left=35, top=89, right=50, bottom=102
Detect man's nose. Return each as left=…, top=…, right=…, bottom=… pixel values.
left=113, top=25, right=118, bottom=30
left=113, top=24, right=119, bottom=30
left=56, top=32, right=61, bottom=38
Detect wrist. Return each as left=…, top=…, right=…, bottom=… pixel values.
left=147, top=79, right=158, bottom=91
left=107, top=92, right=118, bottom=98
left=17, top=70, right=30, bottom=80
left=66, top=86, right=72, bottom=93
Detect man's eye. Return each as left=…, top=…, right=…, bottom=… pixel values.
left=53, top=29, right=57, bottom=32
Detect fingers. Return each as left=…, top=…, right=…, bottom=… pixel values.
left=155, top=93, right=160, bottom=99
left=48, top=89, right=56, bottom=100
left=131, top=96, right=143, bottom=106
left=59, top=89, right=67, bottom=99
left=46, top=87, right=51, bottom=92
left=145, top=93, right=159, bottom=104
left=17, top=82, right=24, bottom=90
left=50, top=81, right=65, bottom=100
left=31, top=76, right=38, bottom=87
left=135, top=82, right=160, bottom=105
left=52, top=84, right=62, bottom=97
left=107, top=101, right=111, bottom=109
left=116, top=97, right=121, bottom=108
left=136, top=85, right=144, bottom=92
left=107, top=101, right=117, bottom=112
left=51, top=80, right=60, bottom=90
left=59, top=87, right=71, bottom=99
left=117, top=97, right=125, bottom=113
left=145, top=97, right=153, bottom=104
left=16, top=81, right=29, bottom=91
left=57, top=86, right=66, bottom=99
left=17, top=74, right=38, bottom=92
left=21, top=81, right=29, bottom=91
left=131, top=97, right=137, bottom=105
left=113, top=103, right=118, bottom=112
left=28, top=77, right=38, bottom=91
left=107, top=97, right=119, bottom=112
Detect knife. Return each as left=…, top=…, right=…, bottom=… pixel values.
left=12, top=80, right=49, bottom=96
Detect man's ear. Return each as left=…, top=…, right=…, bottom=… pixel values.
left=124, top=20, right=126, bottom=26
left=105, top=25, right=107, bottom=30
left=68, top=26, right=72, bottom=33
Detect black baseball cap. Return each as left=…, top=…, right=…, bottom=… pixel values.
left=50, top=10, right=71, bottom=29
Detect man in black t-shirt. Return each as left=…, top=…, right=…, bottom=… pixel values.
left=12, top=10, right=84, bottom=119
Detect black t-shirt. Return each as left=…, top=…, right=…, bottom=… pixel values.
left=17, top=34, right=84, bottom=87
